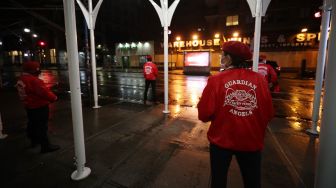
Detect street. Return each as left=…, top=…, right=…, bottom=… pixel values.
left=0, top=68, right=318, bottom=188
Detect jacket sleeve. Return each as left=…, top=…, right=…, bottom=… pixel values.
left=268, top=65, right=278, bottom=84
left=153, top=64, right=158, bottom=78
left=33, top=79, right=57, bottom=102
left=197, top=77, right=216, bottom=122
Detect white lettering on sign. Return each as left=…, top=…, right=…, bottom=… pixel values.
left=170, top=39, right=221, bottom=48
left=277, top=35, right=286, bottom=43
left=261, top=36, right=268, bottom=43
left=186, top=41, right=192, bottom=47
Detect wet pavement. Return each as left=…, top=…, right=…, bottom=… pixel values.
left=0, top=68, right=319, bottom=188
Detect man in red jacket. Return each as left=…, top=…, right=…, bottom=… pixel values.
left=16, top=61, right=60, bottom=153
left=258, top=55, right=278, bottom=91
left=143, top=55, right=158, bottom=105
left=198, top=41, right=274, bottom=188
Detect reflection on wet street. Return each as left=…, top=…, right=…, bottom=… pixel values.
left=0, top=68, right=321, bottom=188
left=1, top=69, right=318, bottom=128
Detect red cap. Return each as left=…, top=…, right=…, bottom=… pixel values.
left=259, top=55, right=267, bottom=60
left=221, top=41, right=252, bottom=60
left=146, top=55, right=152, bottom=61
left=23, top=61, right=40, bottom=74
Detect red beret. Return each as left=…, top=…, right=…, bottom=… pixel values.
left=23, top=61, right=40, bottom=74
left=222, top=41, right=252, bottom=60
left=259, top=54, right=267, bottom=60
left=146, top=55, right=152, bottom=61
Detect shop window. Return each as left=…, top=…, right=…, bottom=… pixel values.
left=226, top=15, right=239, bottom=26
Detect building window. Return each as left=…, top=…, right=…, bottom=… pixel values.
left=226, top=15, right=239, bottom=26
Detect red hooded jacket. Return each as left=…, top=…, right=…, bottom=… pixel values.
left=16, top=73, right=57, bottom=109
left=258, top=63, right=278, bottom=86
left=197, top=68, right=274, bottom=151
left=143, top=61, right=158, bottom=80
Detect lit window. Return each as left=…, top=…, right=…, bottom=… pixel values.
left=226, top=15, right=239, bottom=26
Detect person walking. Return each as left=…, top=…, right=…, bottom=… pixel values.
left=16, top=61, right=60, bottom=153
left=0, top=113, right=8, bottom=139
left=0, top=71, right=8, bottom=139
left=143, top=55, right=158, bottom=105
left=197, top=41, right=274, bottom=188
left=258, top=55, right=278, bottom=91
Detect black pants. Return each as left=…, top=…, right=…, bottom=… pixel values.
left=26, top=105, right=50, bottom=148
left=210, top=144, right=261, bottom=188
left=144, top=80, right=156, bottom=102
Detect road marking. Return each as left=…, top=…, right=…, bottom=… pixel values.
left=267, top=126, right=307, bottom=188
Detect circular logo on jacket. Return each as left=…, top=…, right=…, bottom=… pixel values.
left=223, top=80, right=258, bottom=117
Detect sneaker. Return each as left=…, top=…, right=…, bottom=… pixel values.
left=41, top=144, right=60, bottom=154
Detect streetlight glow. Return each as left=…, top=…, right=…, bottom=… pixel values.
left=233, top=32, right=239, bottom=37
left=39, top=41, right=45, bottom=46
left=214, top=33, right=220, bottom=38
left=301, top=28, right=308, bottom=33
left=192, top=34, right=198, bottom=40
left=314, top=11, right=321, bottom=18
left=32, top=34, right=38, bottom=38
left=24, top=28, right=31, bottom=33
left=176, top=36, right=181, bottom=41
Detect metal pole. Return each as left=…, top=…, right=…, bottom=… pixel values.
left=252, top=0, right=262, bottom=72
left=63, top=0, right=91, bottom=180
left=315, top=1, right=336, bottom=187
left=83, top=10, right=93, bottom=106
left=163, top=26, right=170, bottom=113
left=307, top=1, right=331, bottom=135
left=149, top=0, right=180, bottom=114
left=88, top=0, right=100, bottom=109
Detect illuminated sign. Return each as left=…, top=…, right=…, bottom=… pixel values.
left=296, top=33, right=321, bottom=42
left=184, top=51, right=210, bottom=67
left=171, top=39, right=220, bottom=48
left=169, top=38, right=251, bottom=49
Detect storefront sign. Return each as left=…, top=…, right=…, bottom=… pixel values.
left=296, top=33, right=320, bottom=42
left=169, top=39, right=220, bottom=48
left=258, top=32, right=320, bottom=49
left=164, top=32, right=323, bottom=51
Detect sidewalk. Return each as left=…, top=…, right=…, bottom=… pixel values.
left=0, top=89, right=316, bottom=188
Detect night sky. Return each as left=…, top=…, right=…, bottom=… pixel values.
left=0, top=0, right=213, bottom=50
left=0, top=0, right=322, bottom=51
